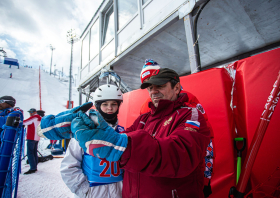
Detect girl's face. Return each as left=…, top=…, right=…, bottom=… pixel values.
left=100, top=100, right=119, bottom=114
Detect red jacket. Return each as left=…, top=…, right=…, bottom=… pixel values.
left=140, top=91, right=215, bottom=184
left=23, top=114, right=42, bottom=141
left=120, top=93, right=210, bottom=198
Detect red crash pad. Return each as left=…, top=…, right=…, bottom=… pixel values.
left=118, top=89, right=149, bottom=128
left=233, top=48, right=280, bottom=197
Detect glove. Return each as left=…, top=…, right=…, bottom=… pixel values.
left=37, top=102, right=93, bottom=140
left=72, top=110, right=128, bottom=161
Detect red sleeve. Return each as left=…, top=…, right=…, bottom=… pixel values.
left=120, top=109, right=210, bottom=178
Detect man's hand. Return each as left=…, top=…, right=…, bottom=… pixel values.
left=72, top=110, right=128, bottom=162
left=37, top=102, right=93, bottom=140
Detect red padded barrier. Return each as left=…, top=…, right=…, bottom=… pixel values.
left=233, top=48, right=280, bottom=197
left=118, top=89, right=149, bottom=128
left=180, top=68, right=235, bottom=198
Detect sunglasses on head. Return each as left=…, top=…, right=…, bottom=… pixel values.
left=0, top=99, right=13, bottom=104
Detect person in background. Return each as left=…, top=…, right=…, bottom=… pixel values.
left=23, top=108, right=41, bottom=174
left=60, top=84, right=124, bottom=198
left=139, top=59, right=214, bottom=197
left=0, top=96, right=16, bottom=146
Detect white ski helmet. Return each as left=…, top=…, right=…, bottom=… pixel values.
left=93, top=84, right=123, bottom=103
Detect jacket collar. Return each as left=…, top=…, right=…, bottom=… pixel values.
left=149, top=93, right=189, bottom=117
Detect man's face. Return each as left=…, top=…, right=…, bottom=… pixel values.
left=146, top=81, right=180, bottom=107
left=0, top=102, right=11, bottom=110
left=29, top=112, right=36, bottom=116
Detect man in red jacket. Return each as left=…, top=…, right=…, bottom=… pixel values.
left=139, top=60, right=214, bottom=197
left=23, top=108, right=42, bottom=174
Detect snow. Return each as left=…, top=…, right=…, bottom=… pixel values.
left=18, top=158, right=72, bottom=198
left=0, top=64, right=86, bottom=197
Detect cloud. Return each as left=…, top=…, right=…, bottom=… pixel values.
left=0, top=38, right=17, bottom=58
left=0, top=0, right=102, bottom=74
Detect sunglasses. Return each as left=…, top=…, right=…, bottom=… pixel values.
left=0, top=99, right=13, bottom=104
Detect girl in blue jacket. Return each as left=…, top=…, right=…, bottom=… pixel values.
left=60, top=84, right=124, bottom=198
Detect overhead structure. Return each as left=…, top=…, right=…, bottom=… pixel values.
left=78, top=0, right=280, bottom=103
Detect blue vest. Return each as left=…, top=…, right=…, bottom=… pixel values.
left=82, top=125, right=125, bottom=187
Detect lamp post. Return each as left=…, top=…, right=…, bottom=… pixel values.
left=66, top=29, right=79, bottom=109
left=54, top=64, right=56, bottom=76
left=75, top=74, right=77, bottom=87
left=58, top=71, right=61, bottom=80
left=49, top=44, right=55, bottom=76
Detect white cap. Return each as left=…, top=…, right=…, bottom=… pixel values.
left=93, top=84, right=123, bottom=103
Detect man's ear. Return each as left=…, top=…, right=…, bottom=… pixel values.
left=174, top=82, right=181, bottom=94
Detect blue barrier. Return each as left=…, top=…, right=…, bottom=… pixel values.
left=0, top=110, right=24, bottom=198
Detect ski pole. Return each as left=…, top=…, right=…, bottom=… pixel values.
left=233, top=138, right=246, bottom=185
left=236, top=71, right=280, bottom=195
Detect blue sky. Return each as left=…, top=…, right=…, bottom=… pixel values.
left=0, top=0, right=102, bottom=75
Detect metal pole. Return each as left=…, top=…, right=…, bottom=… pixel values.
left=183, top=13, right=201, bottom=73
left=68, top=39, right=73, bottom=109
left=79, top=88, right=82, bottom=105
left=50, top=49, right=53, bottom=75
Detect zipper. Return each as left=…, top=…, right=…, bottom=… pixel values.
left=172, top=189, right=179, bottom=198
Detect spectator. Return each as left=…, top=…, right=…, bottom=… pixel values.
left=0, top=96, right=16, bottom=145
left=23, top=108, right=41, bottom=174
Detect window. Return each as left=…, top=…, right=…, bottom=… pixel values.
left=102, top=5, right=114, bottom=46
left=117, top=0, right=138, bottom=30
left=142, top=0, right=149, bottom=5
left=90, top=19, right=99, bottom=59
left=82, top=32, right=89, bottom=68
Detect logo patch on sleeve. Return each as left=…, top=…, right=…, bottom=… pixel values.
left=118, top=126, right=125, bottom=132
left=185, top=120, right=200, bottom=130
left=196, top=104, right=205, bottom=114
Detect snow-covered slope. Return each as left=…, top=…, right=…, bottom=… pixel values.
left=0, top=64, right=83, bottom=197
left=0, top=64, right=81, bottom=115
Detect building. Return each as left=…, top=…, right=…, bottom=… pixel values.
left=78, top=0, right=280, bottom=103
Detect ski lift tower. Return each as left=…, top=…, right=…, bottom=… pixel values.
left=67, top=29, right=79, bottom=109
left=0, top=47, right=7, bottom=63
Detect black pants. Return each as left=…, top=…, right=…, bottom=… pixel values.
left=27, top=140, right=38, bottom=170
